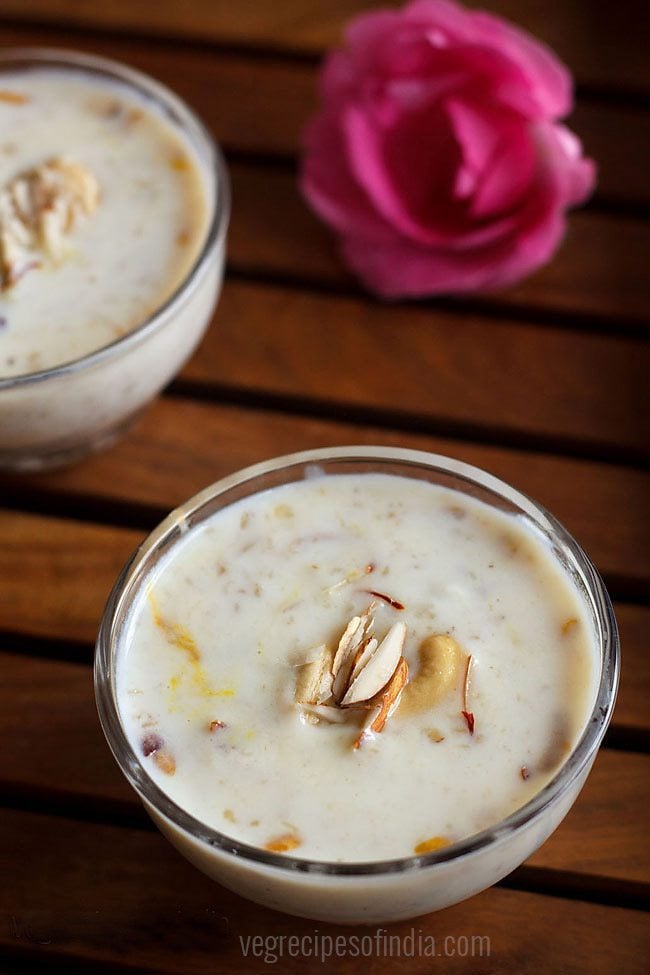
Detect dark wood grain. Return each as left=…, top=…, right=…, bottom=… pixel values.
left=0, top=804, right=648, bottom=975
left=1, top=25, right=648, bottom=208
left=1, top=0, right=648, bottom=92
left=182, top=281, right=650, bottom=462
left=4, top=397, right=647, bottom=593
left=0, top=512, right=141, bottom=644
left=614, top=605, right=650, bottom=734
left=227, top=164, right=650, bottom=326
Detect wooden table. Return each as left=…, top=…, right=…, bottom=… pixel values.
left=1, top=3, right=648, bottom=972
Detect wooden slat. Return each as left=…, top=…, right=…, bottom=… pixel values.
left=572, top=102, right=650, bottom=208
left=182, top=281, right=650, bottom=461
left=1, top=27, right=648, bottom=207
left=0, top=810, right=648, bottom=975
left=0, top=27, right=316, bottom=162
left=0, top=653, right=122, bottom=803
left=615, top=605, right=650, bottom=733
left=228, top=163, right=650, bottom=326
left=1, top=0, right=648, bottom=93
left=525, top=750, right=650, bottom=887
left=5, top=397, right=647, bottom=591
left=0, top=513, right=141, bottom=643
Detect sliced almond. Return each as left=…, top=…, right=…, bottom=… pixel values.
left=353, top=656, right=408, bottom=748
left=294, top=644, right=334, bottom=704
left=348, top=636, right=378, bottom=684
left=300, top=703, right=348, bottom=723
left=1, top=156, right=99, bottom=290
left=331, top=604, right=375, bottom=702
left=342, top=621, right=406, bottom=706
left=298, top=710, right=320, bottom=726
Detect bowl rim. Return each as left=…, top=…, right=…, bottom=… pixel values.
left=95, top=446, right=620, bottom=877
left=0, top=46, right=230, bottom=390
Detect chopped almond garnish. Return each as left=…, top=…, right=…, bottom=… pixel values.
left=562, top=617, right=578, bottom=635
left=363, top=589, right=405, bottom=610
left=521, top=765, right=530, bottom=780
left=295, top=644, right=334, bottom=705
left=462, top=654, right=475, bottom=735
left=354, top=656, right=408, bottom=748
left=1, top=156, right=99, bottom=290
left=414, top=836, right=451, bottom=855
left=295, top=606, right=409, bottom=747
left=461, top=710, right=475, bottom=735
left=342, top=622, right=405, bottom=707
left=208, top=719, right=226, bottom=732
left=463, top=654, right=474, bottom=710
left=368, top=656, right=409, bottom=735
left=265, top=833, right=301, bottom=853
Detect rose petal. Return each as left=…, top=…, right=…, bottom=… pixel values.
left=552, top=125, right=598, bottom=205
left=446, top=96, right=503, bottom=196
left=405, top=0, right=572, bottom=118
left=300, top=110, right=396, bottom=243
left=470, top=126, right=537, bottom=219
left=341, top=232, right=509, bottom=297
left=470, top=9, right=573, bottom=119
left=343, top=99, right=460, bottom=245
left=300, top=0, right=594, bottom=299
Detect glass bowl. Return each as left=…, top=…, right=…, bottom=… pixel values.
left=0, top=48, right=230, bottom=471
left=95, top=447, right=619, bottom=924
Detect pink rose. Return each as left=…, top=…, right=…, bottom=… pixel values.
left=300, top=0, right=595, bottom=297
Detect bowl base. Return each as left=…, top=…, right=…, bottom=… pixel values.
left=0, top=415, right=140, bottom=472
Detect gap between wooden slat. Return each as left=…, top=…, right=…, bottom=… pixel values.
left=0, top=12, right=323, bottom=66
left=220, top=149, right=650, bottom=226
left=224, top=265, right=650, bottom=340
left=0, top=486, right=646, bottom=605
left=1, top=2, right=649, bottom=99
left=603, top=726, right=650, bottom=754
left=1, top=398, right=648, bottom=606
left=0, top=787, right=646, bottom=914
left=230, top=161, right=650, bottom=329
left=165, top=379, right=650, bottom=471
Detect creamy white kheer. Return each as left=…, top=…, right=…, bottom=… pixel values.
left=0, top=69, right=209, bottom=376
left=117, top=473, right=599, bottom=864
left=0, top=53, right=226, bottom=470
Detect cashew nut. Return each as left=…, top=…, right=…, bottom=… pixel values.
left=400, top=633, right=464, bottom=714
